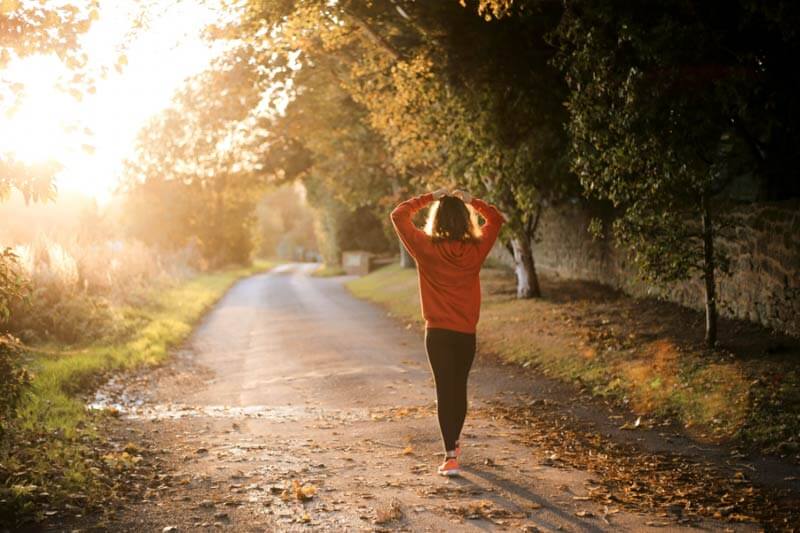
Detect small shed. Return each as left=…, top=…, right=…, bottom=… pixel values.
left=342, top=250, right=373, bottom=275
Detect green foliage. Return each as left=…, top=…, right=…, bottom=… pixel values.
left=552, top=0, right=800, bottom=343
left=256, top=184, right=318, bottom=260
left=311, top=193, right=346, bottom=267
left=7, top=286, right=120, bottom=345
left=123, top=50, right=272, bottom=268
left=122, top=177, right=198, bottom=253
left=304, top=178, right=391, bottom=266
left=333, top=1, right=576, bottom=227
left=338, top=206, right=393, bottom=255
left=240, top=0, right=577, bottom=295
left=227, top=20, right=402, bottom=265
left=555, top=0, right=800, bottom=281
left=0, top=247, right=28, bottom=324
left=0, top=334, right=30, bottom=437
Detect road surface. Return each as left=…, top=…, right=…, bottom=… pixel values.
left=85, top=263, right=760, bottom=532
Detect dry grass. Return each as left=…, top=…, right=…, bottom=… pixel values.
left=311, top=264, right=346, bottom=277
left=6, top=236, right=204, bottom=344
left=12, top=235, right=196, bottom=303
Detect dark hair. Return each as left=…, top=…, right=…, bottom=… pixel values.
left=425, top=195, right=481, bottom=243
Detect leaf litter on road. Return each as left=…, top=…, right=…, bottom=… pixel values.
left=281, top=479, right=316, bottom=502
left=444, top=498, right=526, bottom=523
left=374, top=499, right=403, bottom=525
left=484, top=401, right=800, bottom=530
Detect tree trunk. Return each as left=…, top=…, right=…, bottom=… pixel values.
left=509, top=230, right=540, bottom=298
left=399, top=238, right=416, bottom=269
left=701, top=191, right=717, bottom=347
left=214, top=176, right=226, bottom=269
left=390, top=178, right=415, bottom=269
left=504, top=240, right=515, bottom=259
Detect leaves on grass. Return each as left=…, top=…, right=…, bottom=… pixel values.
left=1, top=417, right=167, bottom=529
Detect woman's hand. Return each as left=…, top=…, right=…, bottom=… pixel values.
left=432, top=188, right=449, bottom=200
left=452, top=189, right=472, bottom=204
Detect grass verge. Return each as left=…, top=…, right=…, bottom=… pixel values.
left=311, top=264, right=346, bottom=277
left=1, top=260, right=275, bottom=525
left=347, top=263, right=800, bottom=457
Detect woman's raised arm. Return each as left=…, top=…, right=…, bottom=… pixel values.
left=390, top=189, right=446, bottom=259
left=469, top=196, right=506, bottom=259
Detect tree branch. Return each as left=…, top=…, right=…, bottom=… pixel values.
left=342, top=8, right=404, bottom=62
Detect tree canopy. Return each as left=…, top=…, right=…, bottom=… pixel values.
left=1, top=1, right=97, bottom=203
left=555, top=0, right=800, bottom=344
left=120, top=0, right=800, bottom=343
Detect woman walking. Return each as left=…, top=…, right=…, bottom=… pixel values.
left=390, top=188, right=505, bottom=476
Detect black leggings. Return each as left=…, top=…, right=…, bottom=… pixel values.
left=425, top=328, right=476, bottom=452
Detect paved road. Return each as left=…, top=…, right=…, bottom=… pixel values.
left=95, top=263, right=757, bottom=532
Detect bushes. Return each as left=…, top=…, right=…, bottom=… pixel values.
left=0, top=334, right=30, bottom=437
left=0, top=249, right=31, bottom=436
left=4, top=236, right=195, bottom=345
left=0, top=247, right=27, bottom=323
left=8, top=287, right=120, bottom=344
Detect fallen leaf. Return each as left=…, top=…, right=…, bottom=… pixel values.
left=620, top=417, right=642, bottom=430
left=287, top=480, right=316, bottom=501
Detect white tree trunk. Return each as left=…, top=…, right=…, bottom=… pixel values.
left=399, top=239, right=416, bottom=269
left=510, top=232, right=540, bottom=299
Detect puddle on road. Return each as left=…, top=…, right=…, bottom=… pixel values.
left=88, top=397, right=372, bottom=422
left=87, top=369, right=431, bottom=424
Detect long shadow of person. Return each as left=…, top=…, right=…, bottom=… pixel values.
left=447, top=465, right=607, bottom=533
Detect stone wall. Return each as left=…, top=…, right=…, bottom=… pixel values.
left=492, top=199, right=800, bottom=337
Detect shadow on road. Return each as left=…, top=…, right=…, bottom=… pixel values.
left=458, top=466, right=606, bottom=532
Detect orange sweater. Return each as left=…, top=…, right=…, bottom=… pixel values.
left=390, top=193, right=505, bottom=334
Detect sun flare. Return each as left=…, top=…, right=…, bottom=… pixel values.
left=0, top=1, right=231, bottom=202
